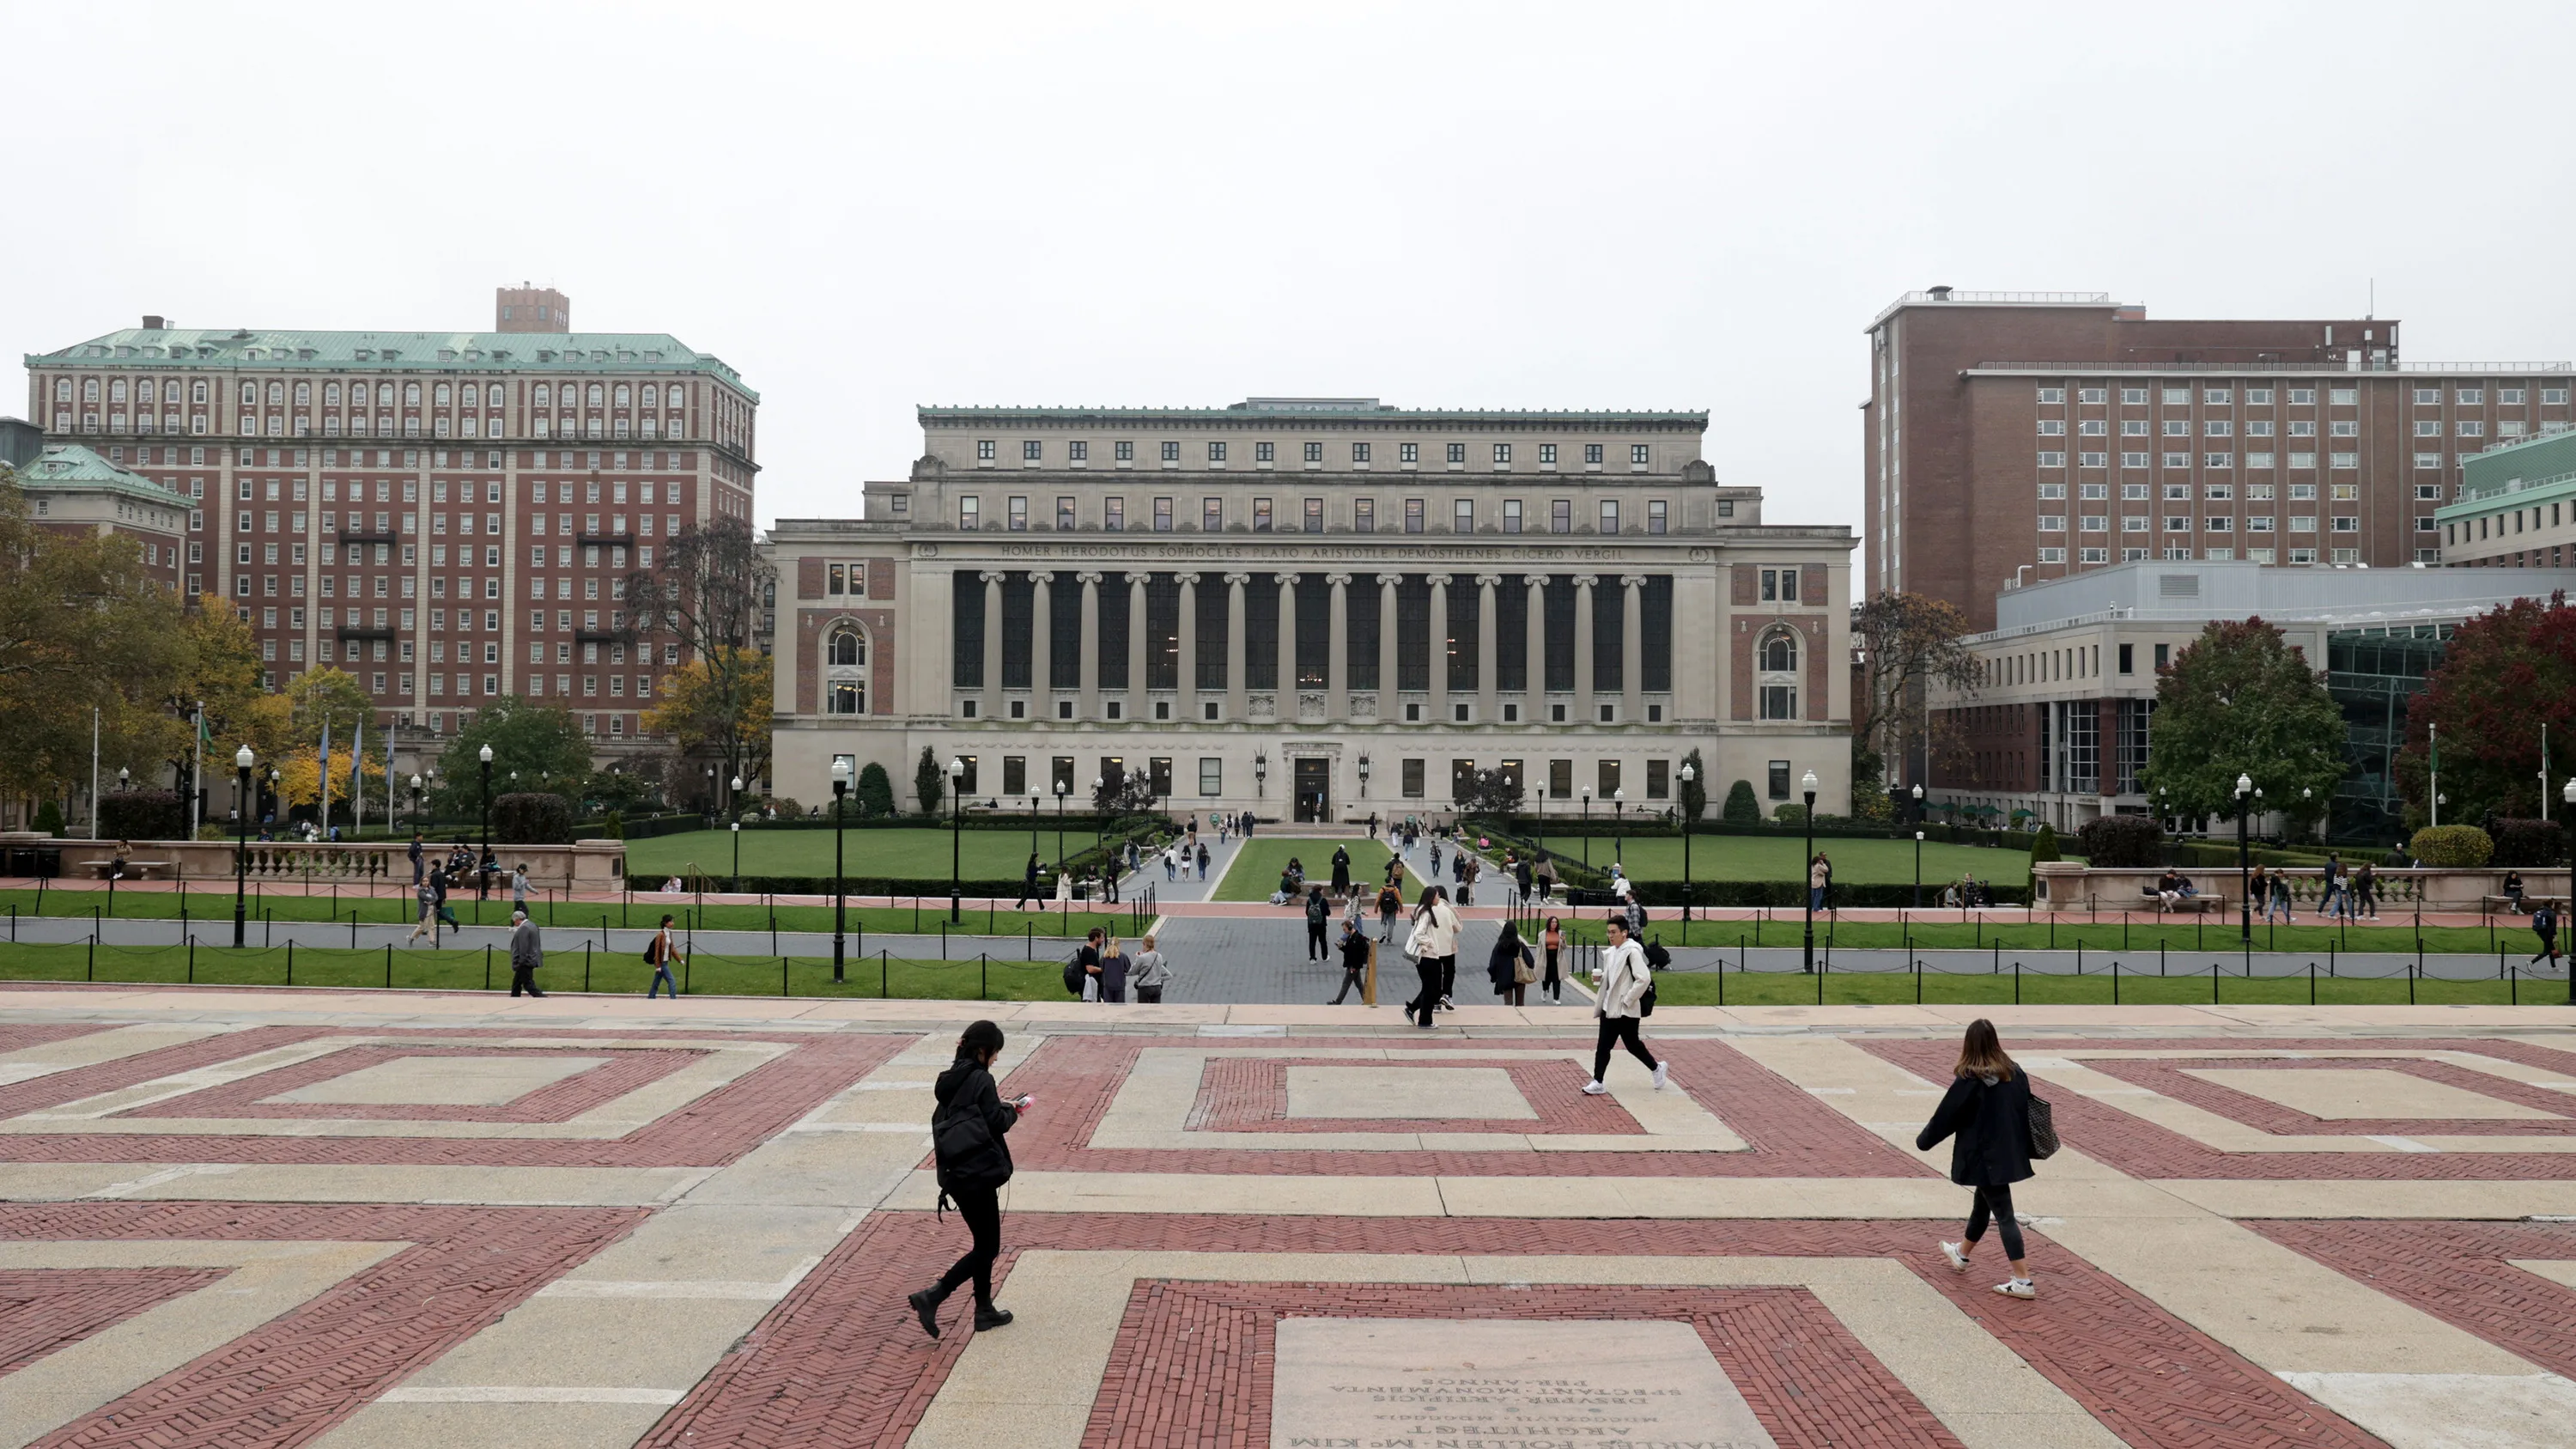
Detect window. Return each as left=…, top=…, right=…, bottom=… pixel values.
left=2037, top=452, right=2066, bottom=467
left=1502, top=498, right=1523, bottom=534
left=1007, top=496, right=1029, bottom=531
left=2038, top=514, right=2067, bottom=532
left=1161, top=441, right=1181, bottom=463
left=1598, top=499, right=1619, bottom=533
left=1353, top=498, right=1376, bottom=532
left=1647, top=499, right=1667, bottom=534
left=1767, top=760, right=1791, bottom=801
left=1105, top=496, right=1125, bottom=531
left=1154, top=496, right=1173, bottom=532
left=1302, top=441, right=1321, bottom=463
left=1206, top=441, right=1227, bottom=464
left=1584, top=443, right=1603, bottom=466
left=1445, top=442, right=1466, bottom=465
left=1255, top=441, right=1275, bottom=463
left=1198, top=758, right=1222, bottom=796
left=2079, top=387, right=2106, bottom=404
left=1454, top=498, right=1474, bottom=533
left=1303, top=496, right=1322, bottom=533
left=1551, top=499, right=1571, bottom=533
left=2246, top=387, right=2273, bottom=405
left=1115, top=441, right=1134, bottom=462
left=2121, top=452, right=2149, bottom=467
left=1203, top=496, right=1222, bottom=531
left=2036, top=386, right=2064, bottom=403
left=825, top=624, right=868, bottom=715
left=2120, top=387, right=2148, bottom=405
left=959, top=495, right=980, bottom=530
left=1539, top=443, right=1557, bottom=466
left=1352, top=442, right=1372, bottom=464
left=1492, top=443, right=1511, bottom=466
left=1056, top=496, right=1075, bottom=529
left=1404, top=498, right=1425, bottom=533
left=2038, top=482, right=2066, bottom=499
left=1402, top=758, right=1425, bottom=798
left=2037, top=419, right=2066, bottom=436
left=976, top=440, right=995, bottom=462
left=1630, top=444, right=1649, bottom=466
left=1400, top=442, right=1419, bottom=464
left=2080, top=514, right=2107, bottom=532
left=1253, top=497, right=1273, bottom=531
left=827, top=562, right=866, bottom=595
left=1067, top=441, right=1088, bottom=462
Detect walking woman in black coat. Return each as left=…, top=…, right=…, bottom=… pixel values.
left=909, top=1020, right=1025, bottom=1337
left=1917, top=1018, right=2040, bottom=1300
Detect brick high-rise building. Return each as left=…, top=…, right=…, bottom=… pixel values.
left=1862, top=289, right=2576, bottom=630
left=22, top=289, right=759, bottom=752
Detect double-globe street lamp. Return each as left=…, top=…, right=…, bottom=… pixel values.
left=730, top=775, right=744, bottom=893
left=1677, top=762, right=1696, bottom=927
left=233, top=745, right=255, bottom=948
left=478, top=745, right=494, bottom=904
left=2234, top=773, right=2255, bottom=943
left=948, top=757, right=967, bottom=922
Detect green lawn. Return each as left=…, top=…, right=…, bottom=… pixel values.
left=623, top=827, right=1117, bottom=880
left=0, top=886, right=1123, bottom=940
left=1526, top=833, right=2032, bottom=885
left=0, top=941, right=1073, bottom=1002
left=1542, top=913, right=2525, bottom=955
left=1640, top=964, right=2568, bottom=1008
left=1214, top=837, right=1411, bottom=903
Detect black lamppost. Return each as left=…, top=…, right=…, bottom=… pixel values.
left=409, top=774, right=422, bottom=833
left=2234, top=771, right=2254, bottom=943
left=1801, top=769, right=1819, bottom=974
left=232, top=745, right=254, bottom=947
left=1911, top=782, right=1923, bottom=825
left=1677, top=762, right=1696, bottom=925
left=1090, top=773, right=1104, bottom=863
left=1054, top=777, right=1068, bottom=877
left=2563, top=776, right=2575, bottom=1004
left=477, top=744, right=494, bottom=900
left=1027, top=788, right=1042, bottom=858
left=947, top=756, right=966, bottom=923
left=1579, top=787, right=1592, bottom=871
left=1611, top=788, right=1626, bottom=877
left=730, top=774, right=744, bottom=893
left=424, top=765, right=437, bottom=831
left=1914, top=829, right=1925, bottom=909
left=830, top=758, right=849, bottom=983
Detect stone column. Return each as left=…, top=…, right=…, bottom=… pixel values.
left=1425, top=574, right=1451, bottom=724
left=1176, top=572, right=1200, bottom=721
left=1029, top=571, right=1054, bottom=715
left=1572, top=574, right=1596, bottom=723
left=1376, top=572, right=1402, bottom=723
left=980, top=570, right=1005, bottom=720
left=1621, top=572, right=1646, bottom=723
left=1325, top=573, right=1351, bottom=721
left=1523, top=574, right=1546, bottom=721
left=1223, top=571, right=1249, bottom=721
left=1076, top=570, right=1102, bottom=720
left=1277, top=574, right=1297, bottom=717
left=1476, top=573, right=1500, bottom=724
left=1124, top=571, right=1150, bottom=716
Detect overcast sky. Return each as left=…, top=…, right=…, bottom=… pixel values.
left=11, top=1, right=2576, bottom=536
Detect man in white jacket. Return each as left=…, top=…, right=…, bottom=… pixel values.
left=1585, top=916, right=1668, bottom=1094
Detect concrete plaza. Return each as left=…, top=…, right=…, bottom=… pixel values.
left=4, top=979, right=2576, bottom=1446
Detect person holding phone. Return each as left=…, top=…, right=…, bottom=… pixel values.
left=909, top=1020, right=1027, bottom=1338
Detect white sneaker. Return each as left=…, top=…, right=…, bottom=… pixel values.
left=1582, top=1081, right=1609, bottom=1096
left=1650, top=1062, right=1670, bottom=1092
left=1940, top=1242, right=1970, bottom=1273
left=1992, top=1278, right=2035, bottom=1300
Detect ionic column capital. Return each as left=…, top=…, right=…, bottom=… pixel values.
left=1073, top=570, right=1103, bottom=585
left=977, top=570, right=1008, bottom=584
left=1323, top=573, right=1352, bottom=587
left=1375, top=572, right=1405, bottom=587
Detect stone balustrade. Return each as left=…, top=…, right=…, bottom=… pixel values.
left=2032, top=861, right=2571, bottom=912
left=0, top=833, right=627, bottom=889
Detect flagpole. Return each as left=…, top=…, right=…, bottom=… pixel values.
left=90, top=707, right=100, bottom=839
left=191, top=701, right=204, bottom=838
left=320, top=722, right=331, bottom=843
left=2429, top=721, right=2439, bottom=828
left=353, top=721, right=365, bottom=836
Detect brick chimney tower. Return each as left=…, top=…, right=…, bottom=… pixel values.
left=495, top=283, right=570, bottom=333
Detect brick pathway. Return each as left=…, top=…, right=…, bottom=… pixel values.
left=5, top=989, right=2576, bottom=1447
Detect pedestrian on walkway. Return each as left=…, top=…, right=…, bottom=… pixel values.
left=1541, top=916, right=1564, bottom=1002
left=1132, top=934, right=1171, bottom=1003
left=1018, top=853, right=1041, bottom=910
left=1377, top=881, right=1402, bottom=942
left=507, top=909, right=547, bottom=996
left=1329, top=917, right=1370, bottom=1004
left=511, top=862, right=531, bottom=916
left=1304, top=885, right=1331, bottom=960
left=1098, top=931, right=1131, bottom=1003
left=2354, top=861, right=2379, bottom=920
left=1195, top=840, right=1211, bottom=880
left=1076, top=927, right=1104, bottom=1002
left=409, top=831, right=424, bottom=886
left=1515, top=854, right=1534, bottom=908
left=2532, top=903, right=2561, bottom=971
left=406, top=871, right=440, bottom=945
left=1919, top=1019, right=2042, bottom=1300
left=1460, top=853, right=1479, bottom=906
left=1489, top=920, right=1534, bottom=1007
left=2321, top=853, right=2348, bottom=922
left=2269, top=869, right=2293, bottom=922
left=1163, top=843, right=1179, bottom=881
left=645, top=914, right=683, bottom=999
left=1585, top=916, right=1665, bottom=1094
left=1809, top=853, right=1830, bottom=914
left=1402, top=886, right=1461, bottom=1027
left=1331, top=844, right=1352, bottom=902
left=432, top=868, right=461, bottom=931
left=908, top=1020, right=1023, bottom=1340
left=1534, top=859, right=1556, bottom=907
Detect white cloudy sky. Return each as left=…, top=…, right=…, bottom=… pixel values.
left=10, top=1, right=2575, bottom=533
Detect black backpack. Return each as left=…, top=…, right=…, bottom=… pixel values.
left=932, top=1068, right=1014, bottom=1195
left=1062, top=956, right=1086, bottom=995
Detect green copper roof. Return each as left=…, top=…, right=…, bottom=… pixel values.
left=30, top=327, right=754, bottom=396
left=919, top=399, right=1705, bottom=426
left=9, top=443, right=185, bottom=504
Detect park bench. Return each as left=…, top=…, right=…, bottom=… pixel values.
left=2142, top=886, right=2227, bottom=914
left=76, top=859, right=173, bottom=880
left=2484, top=894, right=2572, bottom=916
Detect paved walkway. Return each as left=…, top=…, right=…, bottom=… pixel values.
left=5, top=984, right=2576, bottom=1446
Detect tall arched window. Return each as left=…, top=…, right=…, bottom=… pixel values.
left=825, top=622, right=868, bottom=714
left=1758, top=626, right=1800, bottom=720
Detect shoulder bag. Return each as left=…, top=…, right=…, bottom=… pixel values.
left=2026, top=1087, right=2060, bottom=1160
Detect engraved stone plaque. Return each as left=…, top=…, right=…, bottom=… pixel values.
left=1272, top=1316, right=1777, bottom=1448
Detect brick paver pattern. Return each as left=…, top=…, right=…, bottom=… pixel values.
left=1184, top=1056, right=1643, bottom=1135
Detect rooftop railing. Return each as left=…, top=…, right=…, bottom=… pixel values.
left=1972, top=359, right=2572, bottom=374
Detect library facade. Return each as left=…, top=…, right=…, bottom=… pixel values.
left=768, top=400, right=1856, bottom=823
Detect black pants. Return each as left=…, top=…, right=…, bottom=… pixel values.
left=510, top=963, right=543, bottom=996
left=1307, top=922, right=1327, bottom=959
left=931, top=1185, right=1003, bottom=1307
left=2535, top=932, right=2560, bottom=964
left=1438, top=953, right=1456, bottom=1000
left=1407, top=958, right=1443, bottom=1025
left=1965, top=1184, right=2024, bottom=1262
left=1593, top=1014, right=1656, bottom=1081
left=1543, top=947, right=1561, bottom=997
left=1330, top=967, right=1364, bottom=1004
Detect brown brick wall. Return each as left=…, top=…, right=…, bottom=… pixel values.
left=867, top=557, right=895, bottom=600
left=1728, top=620, right=1751, bottom=721
left=1730, top=564, right=1756, bottom=606
left=1803, top=617, right=1827, bottom=721
left=797, top=606, right=896, bottom=716
left=795, top=556, right=823, bottom=602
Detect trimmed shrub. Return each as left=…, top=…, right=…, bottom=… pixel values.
left=1771, top=802, right=1807, bottom=826
left=1722, top=780, right=1761, bottom=826
left=492, top=792, right=575, bottom=844
left=2409, top=825, right=2494, bottom=868
left=2027, top=823, right=2059, bottom=864
left=31, top=801, right=64, bottom=837
left=600, top=809, right=626, bottom=840
left=99, top=789, right=185, bottom=841
left=2488, top=817, right=2567, bottom=868
left=855, top=763, right=896, bottom=819
left=766, top=796, right=805, bottom=819
left=2077, top=815, right=2164, bottom=868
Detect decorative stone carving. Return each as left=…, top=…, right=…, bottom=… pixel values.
left=1297, top=692, right=1327, bottom=720
left=1347, top=694, right=1377, bottom=719
left=1248, top=693, right=1279, bottom=720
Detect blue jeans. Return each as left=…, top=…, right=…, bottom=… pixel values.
left=1808, top=887, right=1825, bottom=911
left=647, top=964, right=678, bottom=998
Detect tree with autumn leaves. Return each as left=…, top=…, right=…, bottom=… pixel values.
left=2395, top=591, right=2576, bottom=827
